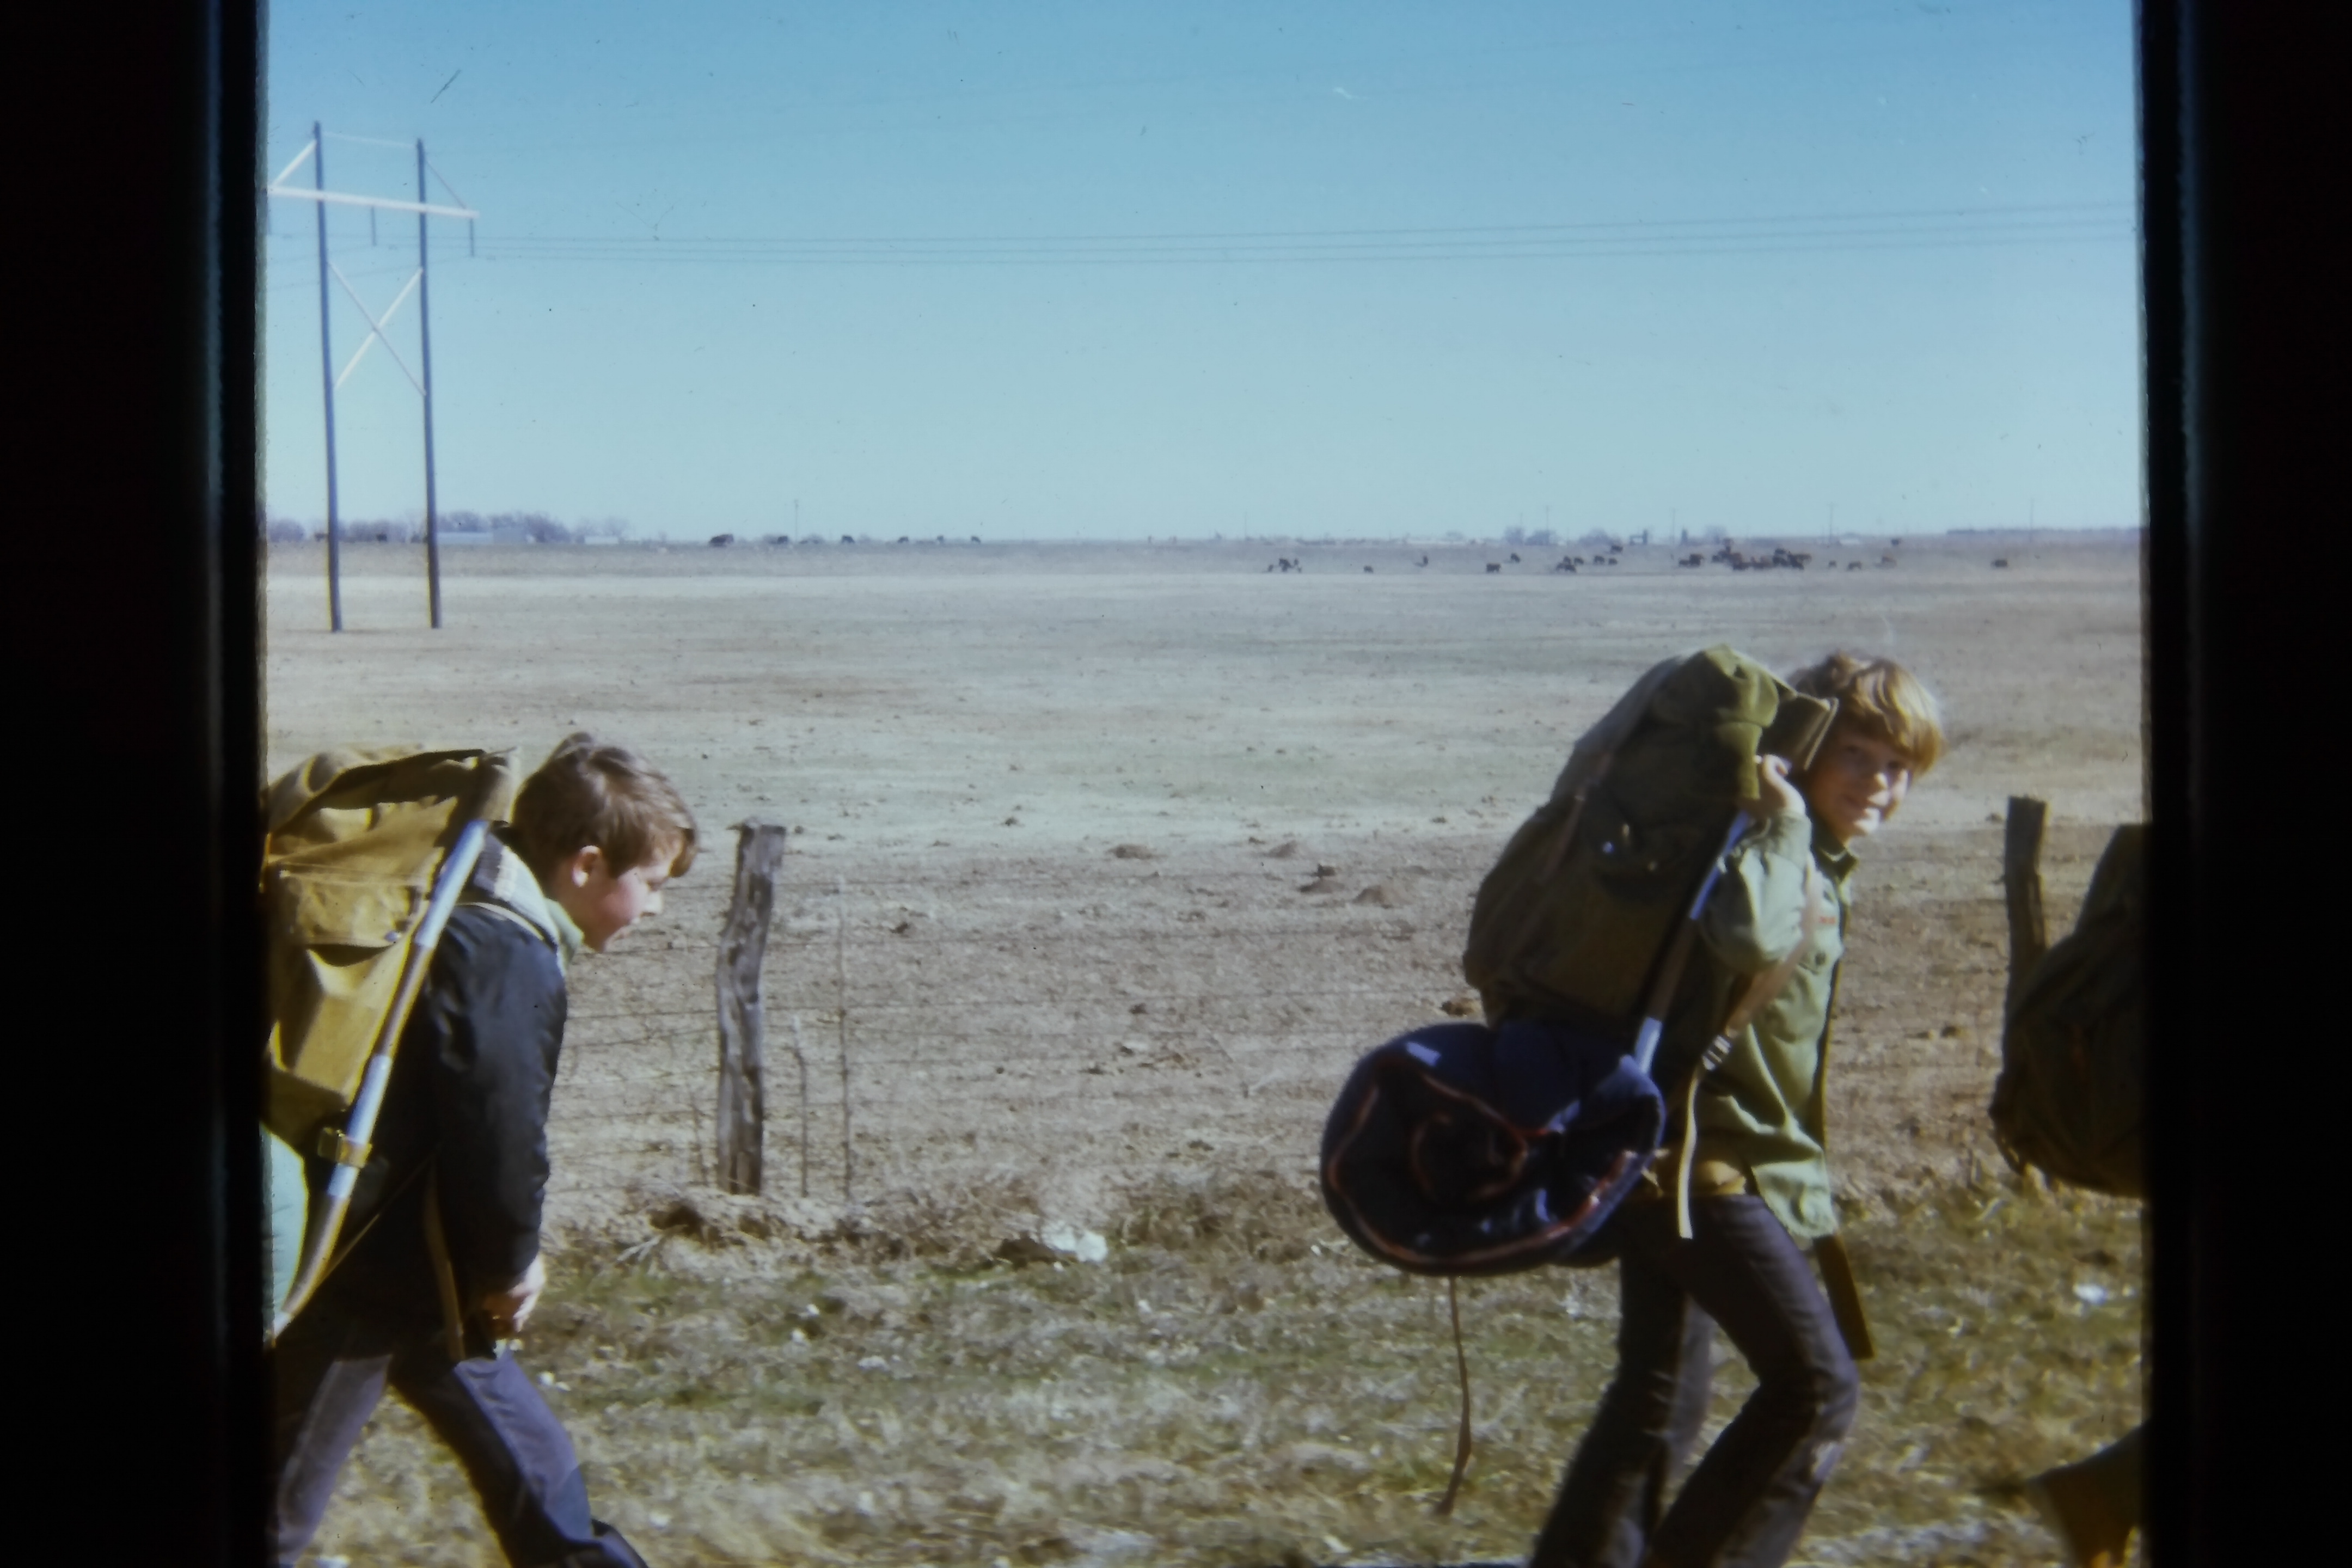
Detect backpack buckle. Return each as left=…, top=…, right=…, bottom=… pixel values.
left=316, top=1128, right=372, bottom=1169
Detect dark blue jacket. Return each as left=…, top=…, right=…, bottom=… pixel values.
left=316, top=882, right=568, bottom=1328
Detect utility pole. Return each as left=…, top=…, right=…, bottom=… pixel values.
left=270, top=126, right=477, bottom=630
left=417, top=138, right=444, bottom=629
left=312, top=122, right=344, bottom=631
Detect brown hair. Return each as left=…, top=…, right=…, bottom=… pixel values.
left=1787, top=651, right=1946, bottom=777
left=510, top=733, right=699, bottom=882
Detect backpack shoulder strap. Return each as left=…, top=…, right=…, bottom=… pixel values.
left=462, top=898, right=554, bottom=945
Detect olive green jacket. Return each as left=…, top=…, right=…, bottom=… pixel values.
left=1685, top=810, right=1857, bottom=1241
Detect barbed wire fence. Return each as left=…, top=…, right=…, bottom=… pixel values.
left=538, top=824, right=2108, bottom=1247
left=541, top=840, right=1487, bottom=1240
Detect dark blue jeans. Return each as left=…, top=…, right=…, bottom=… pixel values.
left=268, top=1307, right=648, bottom=1568
left=1530, top=1195, right=1860, bottom=1568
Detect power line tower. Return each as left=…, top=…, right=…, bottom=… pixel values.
left=267, top=125, right=479, bottom=630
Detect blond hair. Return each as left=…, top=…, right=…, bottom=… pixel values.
left=1787, top=652, right=1946, bottom=776
left=510, top=733, right=699, bottom=881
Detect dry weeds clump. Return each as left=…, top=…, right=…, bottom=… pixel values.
left=308, top=1172, right=2141, bottom=1568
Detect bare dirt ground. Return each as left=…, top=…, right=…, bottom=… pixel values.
left=267, top=531, right=2145, bottom=1567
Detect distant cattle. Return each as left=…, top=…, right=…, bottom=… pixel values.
left=1713, top=546, right=1814, bottom=572
left=708, top=533, right=734, bottom=547
left=763, top=534, right=791, bottom=546
left=971, top=535, right=982, bottom=543
left=1552, top=557, right=1577, bottom=573
left=1992, top=558, right=2010, bottom=568
left=896, top=536, right=911, bottom=544
left=1508, top=552, right=1522, bottom=564
left=1847, top=561, right=1863, bottom=571
left=1486, top=562, right=1502, bottom=573
left=1678, top=553, right=1704, bottom=567
left=841, top=535, right=856, bottom=544
left=1608, top=543, right=1624, bottom=554
left=1363, top=565, right=1375, bottom=573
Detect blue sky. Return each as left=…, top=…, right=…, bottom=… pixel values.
left=264, top=2, right=2140, bottom=541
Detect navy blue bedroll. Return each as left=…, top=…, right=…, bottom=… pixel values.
left=1320, top=1019, right=1665, bottom=1277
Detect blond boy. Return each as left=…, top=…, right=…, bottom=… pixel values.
left=1528, top=653, right=1945, bottom=1568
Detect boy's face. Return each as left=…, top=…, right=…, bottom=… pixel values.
left=550, top=842, right=678, bottom=952
left=1801, top=725, right=1915, bottom=846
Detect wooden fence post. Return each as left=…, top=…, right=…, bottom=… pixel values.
left=715, top=819, right=788, bottom=1195
left=2002, top=795, right=2050, bottom=1023
left=836, top=876, right=853, bottom=1205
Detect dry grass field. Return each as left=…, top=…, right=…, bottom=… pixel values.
left=267, top=532, right=2146, bottom=1567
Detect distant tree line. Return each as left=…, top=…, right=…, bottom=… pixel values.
left=259, top=509, right=632, bottom=545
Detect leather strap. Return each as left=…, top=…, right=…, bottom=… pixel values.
left=1435, top=1276, right=1474, bottom=1517
left=1815, top=1232, right=1876, bottom=1361
left=421, top=1163, right=471, bottom=1363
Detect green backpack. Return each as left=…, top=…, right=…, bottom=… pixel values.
left=1462, top=646, right=1836, bottom=1054
left=261, top=746, right=518, bottom=1328
left=263, top=747, right=520, bottom=1151
left=1990, top=824, right=2146, bottom=1198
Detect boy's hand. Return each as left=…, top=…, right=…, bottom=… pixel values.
left=481, top=1253, right=546, bottom=1336
left=1744, top=754, right=1809, bottom=823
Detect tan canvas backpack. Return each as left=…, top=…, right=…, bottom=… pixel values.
left=262, top=748, right=518, bottom=1337
left=262, top=747, right=519, bottom=1154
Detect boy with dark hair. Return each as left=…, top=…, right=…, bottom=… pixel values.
left=268, top=734, right=697, bottom=1568
left=1528, top=652, right=1945, bottom=1568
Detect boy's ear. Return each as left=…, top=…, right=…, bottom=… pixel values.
left=553, top=846, right=605, bottom=889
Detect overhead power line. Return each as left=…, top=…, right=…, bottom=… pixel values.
left=497, top=202, right=2128, bottom=247
left=470, top=204, right=2133, bottom=268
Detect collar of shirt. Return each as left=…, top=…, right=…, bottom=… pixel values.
left=1811, top=820, right=1859, bottom=886
left=468, top=830, right=585, bottom=971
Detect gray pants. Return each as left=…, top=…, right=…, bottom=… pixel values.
left=268, top=1306, right=648, bottom=1568
left=1530, top=1195, right=1860, bottom=1568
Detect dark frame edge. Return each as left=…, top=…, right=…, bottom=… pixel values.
left=2135, top=0, right=2194, bottom=1563
left=17, top=1, right=268, bottom=1558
